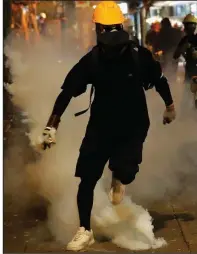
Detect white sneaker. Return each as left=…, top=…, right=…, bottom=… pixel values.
left=66, top=227, right=95, bottom=251
left=109, top=176, right=125, bottom=205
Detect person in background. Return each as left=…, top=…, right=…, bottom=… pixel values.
left=157, top=18, right=178, bottom=53
left=157, top=18, right=180, bottom=80
left=38, top=12, right=47, bottom=36
left=145, top=22, right=160, bottom=53
left=157, top=18, right=181, bottom=59
left=174, top=14, right=197, bottom=107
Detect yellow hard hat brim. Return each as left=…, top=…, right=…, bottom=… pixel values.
left=183, top=14, right=197, bottom=23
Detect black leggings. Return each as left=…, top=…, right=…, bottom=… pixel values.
left=77, top=164, right=139, bottom=230
left=77, top=177, right=99, bottom=231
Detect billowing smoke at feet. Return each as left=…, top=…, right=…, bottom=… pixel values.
left=4, top=29, right=197, bottom=250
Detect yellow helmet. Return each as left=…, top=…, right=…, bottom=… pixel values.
left=183, top=14, right=197, bottom=24
left=92, top=1, right=125, bottom=25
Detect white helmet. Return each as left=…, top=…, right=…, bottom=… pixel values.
left=40, top=12, right=47, bottom=19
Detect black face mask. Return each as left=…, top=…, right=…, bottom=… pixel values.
left=97, top=30, right=129, bottom=47
left=184, top=23, right=197, bottom=35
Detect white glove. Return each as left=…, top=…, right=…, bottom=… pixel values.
left=163, top=104, right=176, bottom=125
left=41, top=127, right=57, bottom=150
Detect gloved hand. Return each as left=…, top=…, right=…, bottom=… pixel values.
left=41, top=127, right=57, bottom=150
left=39, top=114, right=60, bottom=150
left=163, top=104, right=176, bottom=125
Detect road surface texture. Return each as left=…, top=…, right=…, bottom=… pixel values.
left=3, top=71, right=197, bottom=253
left=4, top=194, right=197, bottom=253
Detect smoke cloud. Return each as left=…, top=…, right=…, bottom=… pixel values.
left=4, top=28, right=197, bottom=251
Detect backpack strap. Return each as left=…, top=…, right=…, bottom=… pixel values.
left=74, top=47, right=98, bottom=117
left=129, top=42, right=141, bottom=83
left=74, top=85, right=94, bottom=117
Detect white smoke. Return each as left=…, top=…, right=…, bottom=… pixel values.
left=4, top=31, right=197, bottom=251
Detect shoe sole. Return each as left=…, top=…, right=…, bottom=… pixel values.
left=66, top=238, right=95, bottom=251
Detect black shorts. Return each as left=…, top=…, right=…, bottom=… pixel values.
left=75, top=128, right=145, bottom=179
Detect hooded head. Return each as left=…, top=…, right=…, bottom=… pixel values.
left=161, top=18, right=172, bottom=30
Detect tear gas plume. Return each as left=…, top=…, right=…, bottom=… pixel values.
left=4, top=30, right=197, bottom=250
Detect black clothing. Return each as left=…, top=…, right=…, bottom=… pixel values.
left=52, top=32, right=173, bottom=132
left=75, top=130, right=143, bottom=181
left=174, top=34, right=197, bottom=79
left=157, top=25, right=179, bottom=54
left=51, top=30, right=173, bottom=179
left=145, top=30, right=160, bottom=53
left=77, top=177, right=98, bottom=230
left=48, top=31, right=174, bottom=231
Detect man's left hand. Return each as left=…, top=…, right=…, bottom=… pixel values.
left=163, top=104, right=176, bottom=125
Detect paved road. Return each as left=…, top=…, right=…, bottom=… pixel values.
left=4, top=194, right=197, bottom=253
left=3, top=66, right=197, bottom=253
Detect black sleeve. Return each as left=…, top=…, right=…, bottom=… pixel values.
left=51, top=89, right=72, bottom=117
left=51, top=54, right=92, bottom=118
left=142, top=48, right=173, bottom=107
left=173, top=37, right=187, bottom=60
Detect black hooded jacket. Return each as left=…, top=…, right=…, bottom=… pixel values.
left=51, top=30, right=173, bottom=136
left=174, top=34, right=197, bottom=77
left=157, top=18, right=179, bottom=54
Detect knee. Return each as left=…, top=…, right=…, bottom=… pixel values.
left=78, top=176, right=100, bottom=192
left=113, top=164, right=139, bottom=185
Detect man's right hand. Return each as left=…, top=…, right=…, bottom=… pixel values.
left=41, top=127, right=57, bottom=150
